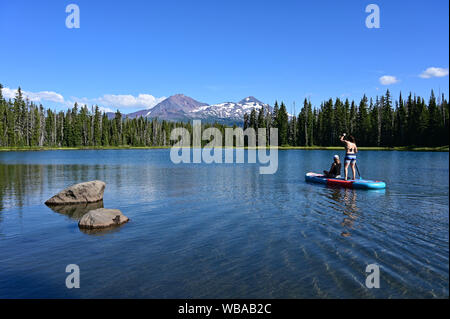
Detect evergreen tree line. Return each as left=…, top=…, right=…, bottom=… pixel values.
left=0, top=85, right=231, bottom=148
left=244, top=89, right=449, bottom=147
left=1, top=84, right=448, bottom=148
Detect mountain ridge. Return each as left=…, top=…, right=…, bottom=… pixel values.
left=107, top=94, right=271, bottom=124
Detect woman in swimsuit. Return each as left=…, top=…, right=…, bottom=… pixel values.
left=340, top=133, right=358, bottom=180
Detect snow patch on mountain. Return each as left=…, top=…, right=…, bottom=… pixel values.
left=189, top=96, right=271, bottom=123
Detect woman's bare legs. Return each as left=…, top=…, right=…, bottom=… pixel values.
left=351, top=162, right=356, bottom=180
left=344, top=162, right=349, bottom=180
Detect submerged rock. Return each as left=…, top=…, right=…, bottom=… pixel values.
left=47, top=201, right=104, bottom=220
left=78, top=208, right=129, bottom=229
left=79, top=225, right=123, bottom=236
left=45, top=181, right=106, bottom=205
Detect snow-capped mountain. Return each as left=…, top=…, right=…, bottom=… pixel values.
left=190, top=96, right=271, bottom=125
left=122, top=94, right=208, bottom=121
left=109, top=94, right=271, bottom=125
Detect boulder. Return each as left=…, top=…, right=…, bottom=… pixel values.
left=78, top=208, right=129, bottom=229
left=45, top=181, right=106, bottom=205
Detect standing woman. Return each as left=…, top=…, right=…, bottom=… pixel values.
left=340, top=133, right=358, bottom=180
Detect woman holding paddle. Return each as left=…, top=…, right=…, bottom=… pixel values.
left=340, top=133, right=358, bottom=181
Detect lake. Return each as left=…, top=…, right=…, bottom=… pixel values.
left=0, top=149, right=448, bottom=298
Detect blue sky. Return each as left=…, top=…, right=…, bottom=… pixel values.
left=0, top=0, right=448, bottom=113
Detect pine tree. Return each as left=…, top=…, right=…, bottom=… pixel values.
left=101, top=113, right=110, bottom=146
left=272, top=101, right=279, bottom=128
left=306, top=100, right=313, bottom=146
left=72, top=103, right=82, bottom=146
left=441, top=94, right=449, bottom=146
left=31, top=106, right=40, bottom=146
left=321, top=99, right=334, bottom=146
left=427, top=90, right=442, bottom=146
left=333, top=98, right=346, bottom=146
left=297, top=99, right=306, bottom=146
left=243, top=113, right=249, bottom=130
left=380, top=90, right=394, bottom=146
left=415, top=97, right=429, bottom=146
left=63, top=110, right=73, bottom=146
left=111, top=110, right=122, bottom=146
left=257, top=107, right=266, bottom=144
left=0, top=84, right=4, bottom=146
left=276, top=102, right=289, bottom=146
left=13, top=87, right=25, bottom=146
left=249, top=109, right=257, bottom=129
left=257, top=107, right=265, bottom=129
left=349, top=100, right=357, bottom=136
left=356, top=95, right=370, bottom=146
left=288, top=112, right=297, bottom=146
left=394, top=92, right=407, bottom=146
left=93, top=106, right=101, bottom=146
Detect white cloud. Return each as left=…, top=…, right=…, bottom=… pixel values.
left=1, top=86, right=166, bottom=112
left=96, top=94, right=166, bottom=109
left=68, top=94, right=166, bottom=110
left=98, top=106, right=114, bottom=113
left=419, top=67, right=449, bottom=79
left=2, top=87, right=64, bottom=103
left=379, top=75, right=399, bottom=85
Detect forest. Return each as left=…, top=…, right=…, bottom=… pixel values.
left=245, top=89, right=449, bottom=147
left=0, top=84, right=448, bottom=148
left=0, top=84, right=209, bottom=148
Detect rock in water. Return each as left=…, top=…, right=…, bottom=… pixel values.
left=45, top=181, right=106, bottom=205
left=78, top=208, right=129, bottom=229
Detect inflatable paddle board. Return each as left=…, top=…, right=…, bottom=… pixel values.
left=305, top=172, right=386, bottom=189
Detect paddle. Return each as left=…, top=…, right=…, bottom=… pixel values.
left=355, top=162, right=362, bottom=180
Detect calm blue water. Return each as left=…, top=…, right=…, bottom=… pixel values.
left=0, top=149, right=448, bottom=298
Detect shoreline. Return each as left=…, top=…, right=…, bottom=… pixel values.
left=0, top=146, right=448, bottom=152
